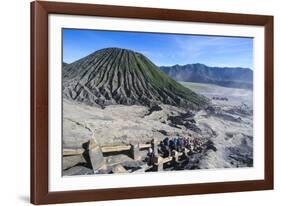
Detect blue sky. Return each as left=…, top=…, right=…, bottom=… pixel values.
left=63, top=29, right=253, bottom=69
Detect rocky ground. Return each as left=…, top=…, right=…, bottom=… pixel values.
left=62, top=82, right=253, bottom=175
left=185, top=82, right=253, bottom=168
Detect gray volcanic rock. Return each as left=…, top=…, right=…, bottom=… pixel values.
left=160, top=63, right=253, bottom=89
left=63, top=48, right=208, bottom=109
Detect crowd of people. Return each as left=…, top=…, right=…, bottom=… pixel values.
left=145, top=136, right=206, bottom=166
left=212, top=96, right=229, bottom=101
left=159, top=136, right=204, bottom=157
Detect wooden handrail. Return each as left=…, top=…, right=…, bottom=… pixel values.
left=63, top=143, right=152, bottom=156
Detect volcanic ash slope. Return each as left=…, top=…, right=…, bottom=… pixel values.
left=63, top=47, right=209, bottom=110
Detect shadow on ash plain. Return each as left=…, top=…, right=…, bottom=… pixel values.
left=62, top=82, right=253, bottom=176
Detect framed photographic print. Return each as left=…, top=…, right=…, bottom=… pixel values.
left=30, top=1, right=274, bottom=204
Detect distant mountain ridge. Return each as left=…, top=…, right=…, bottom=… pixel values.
left=160, top=63, right=253, bottom=89
left=63, top=48, right=209, bottom=109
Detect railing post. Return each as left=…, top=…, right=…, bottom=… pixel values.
left=153, top=156, right=163, bottom=171
left=130, top=143, right=141, bottom=160
left=151, top=139, right=158, bottom=156
left=88, top=139, right=106, bottom=172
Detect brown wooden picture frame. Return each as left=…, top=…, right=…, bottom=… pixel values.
left=31, top=1, right=274, bottom=204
